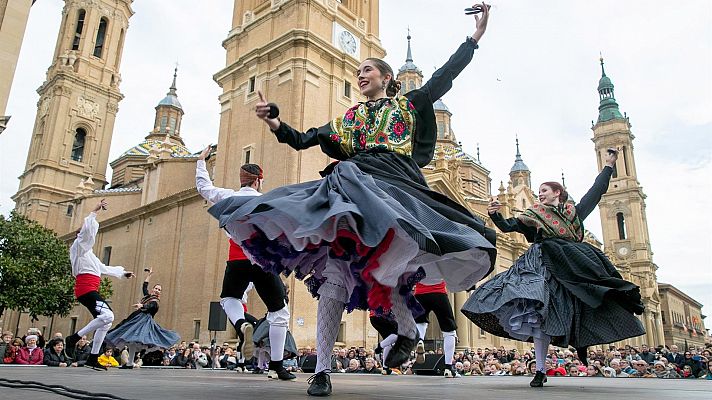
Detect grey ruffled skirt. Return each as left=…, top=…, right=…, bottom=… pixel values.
left=105, top=312, right=180, bottom=351
left=209, top=157, right=496, bottom=314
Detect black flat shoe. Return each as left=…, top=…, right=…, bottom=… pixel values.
left=307, top=371, right=332, bottom=397
left=65, top=333, right=80, bottom=352
left=384, top=335, right=416, bottom=368
left=530, top=371, right=547, bottom=387
left=268, top=360, right=296, bottom=380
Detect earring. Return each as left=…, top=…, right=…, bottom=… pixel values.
left=382, top=81, right=386, bottom=90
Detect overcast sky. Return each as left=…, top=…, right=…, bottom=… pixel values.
left=1, top=1, right=710, bottom=322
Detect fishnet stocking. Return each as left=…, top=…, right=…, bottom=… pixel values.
left=315, top=297, right=344, bottom=374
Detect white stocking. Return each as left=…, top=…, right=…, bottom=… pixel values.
left=315, top=297, right=344, bottom=374
left=443, top=331, right=456, bottom=365
left=390, top=291, right=416, bottom=338
left=534, top=335, right=550, bottom=373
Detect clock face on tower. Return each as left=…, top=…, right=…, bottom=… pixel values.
left=338, top=30, right=358, bottom=56
left=617, top=246, right=630, bottom=257
left=332, top=22, right=360, bottom=59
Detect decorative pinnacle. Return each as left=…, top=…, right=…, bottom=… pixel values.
left=561, top=169, right=567, bottom=188
left=599, top=52, right=606, bottom=77
left=476, top=143, right=481, bottom=163
left=515, top=135, right=522, bottom=160
left=168, top=66, right=178, bottom=95
left=406, top=28, right=413, bottom=62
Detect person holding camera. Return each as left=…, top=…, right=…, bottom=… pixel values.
left=462, top=148, right=646, bottom=388
left=104, top=267, right=180, bottom=369
left=64, top=199, right=135, bottom=371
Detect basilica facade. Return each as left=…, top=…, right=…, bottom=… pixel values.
left=3, top=0, right=691, bottom=352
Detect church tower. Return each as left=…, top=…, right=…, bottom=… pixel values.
left=213, top=0, right=384, bottom=191
left=397, top=30, right=423, bottom=94
left=12, top=0, right=133, bottom=233
left=591, top=57, right=664, bottom=346
left=509, top=137, right=531, bottom=189
left=212, top=0, right=385, bottom=347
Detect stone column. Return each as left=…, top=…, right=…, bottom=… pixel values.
left=453, top=292, right=470, bottom=349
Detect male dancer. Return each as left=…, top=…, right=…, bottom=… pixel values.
left=196, top=146, right=295, bottom=380
left=413, top=281, right=460, bottom=377
left=65, top=199, right=135, bottom=370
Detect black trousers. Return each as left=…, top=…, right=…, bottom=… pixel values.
left=77, top=291, right=111, bottom=318
left=414, top=292, right=457, bottom=332
left=370, top=315, right=398, bottom=340
left=221, top=259, right=286, bottom=312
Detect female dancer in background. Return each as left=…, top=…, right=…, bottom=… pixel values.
left=461, top=149, right=645, bottom=387
left=104, top=268, right=180, bottom=369
left=209, top=4, right=495, bottom=396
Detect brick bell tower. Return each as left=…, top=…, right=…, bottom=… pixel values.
left=591, top=57, right=665, bottom=346
left=13, top=0, right=133, bottom=233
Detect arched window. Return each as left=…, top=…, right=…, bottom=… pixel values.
left=71, top=128, right=87, bottom=162
left=622, top=146, right=630, bottom=176
left=72, top=10, right=86, bottom=50
left=93, top=18, right=108, bottom=58
left=616, top=212, right=626, bottom=240
left=437, top=123, right=445, bottom=139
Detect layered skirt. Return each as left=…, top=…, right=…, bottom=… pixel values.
left=105, top=311, right=180, bottom=351
left=461, top=238, right=645, bottom=347
left=209, top=152, right=496, bottom=314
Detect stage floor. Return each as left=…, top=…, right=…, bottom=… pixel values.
left=0, top=367, right=709, bottom=399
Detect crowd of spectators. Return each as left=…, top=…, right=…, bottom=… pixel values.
left=2, top=327, right=711, bottom=381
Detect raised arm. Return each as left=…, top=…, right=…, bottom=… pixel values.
left=576, top=149, right=618, bottom=220
left=417, top=3, right=489, bottom=102
left=142, top=267, right=154, bottom=296
left=487, top=197, right=537, bottom=237
left=100, top=264, right=130, bottom=279
left=270, top=122, right=321, bottom=150
left=73, top=200, right=106, bottom=254
left=196, top=146, right=239, bottom=203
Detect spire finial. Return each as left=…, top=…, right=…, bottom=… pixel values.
left=476, top=142, right=481, bottom=163
left=405, top=28, right=413, bottom=63
left=561, top=169, right=567, bottom=188
left=515, top=134, right=522, bottom=158
left=168, top=64, right=178, bottom=96
left=599, top=52, right=606, bottom=77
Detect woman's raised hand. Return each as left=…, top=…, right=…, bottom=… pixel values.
left=472, top=2, right=490, bottom=43
left=255, top=91, right=271, bottom=120
left=255, top=91, right=280, bottom=130
left=604, top=148, right=619, bottom=167
left=487, top=197, right=501, bottom=215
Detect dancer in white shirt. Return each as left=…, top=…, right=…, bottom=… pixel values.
left=64, top=199, right=134, bottom=371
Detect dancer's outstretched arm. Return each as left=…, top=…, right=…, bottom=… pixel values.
left=195, top=146, right=239, bottom=203
left=576, top=149, right=618, bottom=220
left=487, top=198, right=536, bottom=237
left=73, top=200, right=106, bottom=255
left=254, top=91, right=348, bottom=159
left=416, top=2, right=489, bottom=103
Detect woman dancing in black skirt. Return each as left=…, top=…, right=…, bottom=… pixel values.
left=209, top=4, right=496, bottom=396
left=461, top=148, right=645, bottom=387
